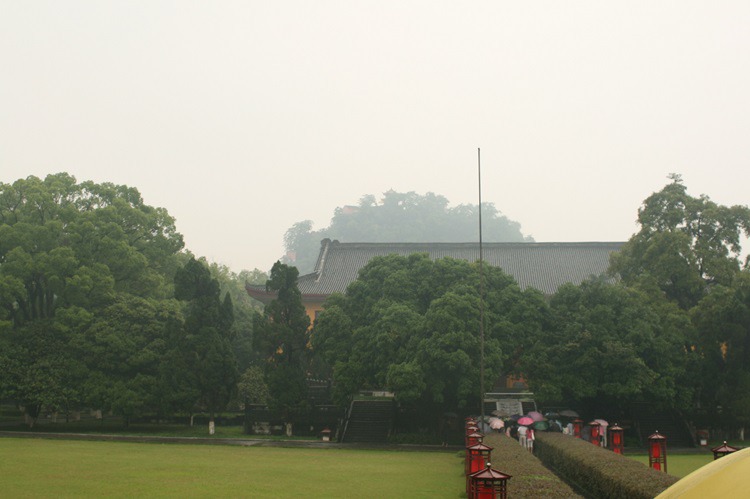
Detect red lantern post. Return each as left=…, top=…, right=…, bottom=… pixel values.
left=465, top=443, right=493, bottom=496
left=572, top=418, right=583, bottom=438
left=466, top=443, right=493, bottom=475
left=711, top=441, right=739, bottom=460
left=589, top=421, right=601, bottom=447
left=610, top=424, right=624, bottom=454
left=465, top=425, right=479, bottom=445
left=648, top=431, right=668, bottom=472
left=466, top=431, right=484, bottom=448
left=468, top=463, right=512, bottom=499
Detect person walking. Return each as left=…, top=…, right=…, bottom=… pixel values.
left=527, top=427, right=535, bottom=452
left=518, top=424, right=528, bottom=448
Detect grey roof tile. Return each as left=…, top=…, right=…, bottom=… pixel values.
left=296, top=240, right=623, bottom=296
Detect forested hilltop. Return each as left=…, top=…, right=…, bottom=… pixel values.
left=282, top=190, right=531, bottom=274
left=0, top=173, right=265, bottom=429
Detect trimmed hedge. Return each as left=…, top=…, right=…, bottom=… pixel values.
left=482, top=433, right=583, bottom=498
left=535, top=432, right=678, bottom=499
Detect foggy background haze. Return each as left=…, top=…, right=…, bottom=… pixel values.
left=2, top=1, right=749, bottom=272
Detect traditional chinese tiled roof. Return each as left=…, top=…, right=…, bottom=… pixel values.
left=247, top=239, right=624, bottom=302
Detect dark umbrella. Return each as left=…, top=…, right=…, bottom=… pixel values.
left=560, top=409, right=580, bottom=418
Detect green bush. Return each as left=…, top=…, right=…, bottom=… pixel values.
left=534, top=432, right=678, bottom=499
left=482, top=433, right=582, bottom=498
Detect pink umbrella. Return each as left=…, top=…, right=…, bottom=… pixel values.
left=518, top=416, right=534, bottom=426
left=527, top=411, right=545, bottom=422
left=490, top=419, right=505, bottom=430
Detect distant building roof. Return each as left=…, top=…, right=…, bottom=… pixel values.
left=246, top=239, right=624, bottom=303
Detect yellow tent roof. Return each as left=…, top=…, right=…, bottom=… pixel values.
left=656, top=447, right=750, bottom=498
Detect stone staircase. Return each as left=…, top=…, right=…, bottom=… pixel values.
left=340, top=400, right=395, bottom=443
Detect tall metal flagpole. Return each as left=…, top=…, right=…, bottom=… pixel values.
left=478, top=148, right=485, bottom=425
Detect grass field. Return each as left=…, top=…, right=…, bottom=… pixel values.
left=2, top=422, right=288, bottom=439
left=627, top=453, right=714, bottom=478
left=0, top=438, right=463, bottom=498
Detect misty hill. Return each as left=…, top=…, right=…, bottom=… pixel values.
left=282, top=190, right=532, bottom=274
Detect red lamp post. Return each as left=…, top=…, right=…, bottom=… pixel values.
left=465, top=424, right=479, bottom=444
left=466, top=443, right=493, bottom=475
left=466, top=431, right=484, bottom=448
left=648, top=431, right=668, bottom=472
left=572, top=418, right=583, bottom=438
left=465, top=443, right=493, bottom=496
left=468, top=463, right=512, bottom=499
left=711, top=441, right=739, bottom=460
left=589, top=421, right=601, bottom=447
left=609, top=424, right=624, bottom=454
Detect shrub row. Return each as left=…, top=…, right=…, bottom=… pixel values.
left=534, top=432, right=678, bottom=499
left=482, top=433, right=583, bottom=498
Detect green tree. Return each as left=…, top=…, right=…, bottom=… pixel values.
left=174, top=258, right=238, bottom=433
left=522, top=279, right=692, bottom=413
left=254, top=262, right=311, bottom=430
left=0, top=173, right=185, bottom=423
left=312, top=253, right=543, bottom=428
left=691, top=271, right=750, bottom=429
left=0, top=318, right=85, bottom=427
left=206, top=262, right=266, bottom=373
left=73, top=295, right=183, bottom=426
left=610, top=175, right=750, bottom=309
left=237, top=365, right=270, bottom=406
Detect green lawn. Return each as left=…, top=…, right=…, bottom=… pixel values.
left=3, top=422, right=284, bottom=439
left=627, top=453, right=714, bottom=478
left=0, top=438, right=463, bottom=498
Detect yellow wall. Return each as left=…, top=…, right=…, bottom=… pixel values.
left=304, top=300, right=324, bottom=325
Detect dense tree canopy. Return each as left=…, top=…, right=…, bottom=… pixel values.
left=0, top=174, right=251, bottom=429
left=283, top=190, right=531, bottom=273
left=0, top=174, right=186, bottom=425
left=6, top=172, right=750, bottom=439
left=312, top=253, right=548, bottom=424
left=602, top=176, right=750, bottom=427
left=521, top=279, right=693, bottom=414
left=690, top=271, right=750, bottom=427
left=610, top=174, right=750, bottom=309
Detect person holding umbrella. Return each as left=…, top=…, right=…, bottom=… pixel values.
left=517, top=416, right=534, bottom=448
left=517, top=423, right=528, bottom=448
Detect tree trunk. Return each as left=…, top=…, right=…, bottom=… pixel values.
left=209, top=418, right=215, bottom=435
left=24, top=403, right=42, bottom=429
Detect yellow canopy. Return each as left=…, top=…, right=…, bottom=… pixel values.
left=656, top=447, right=750, bottom=498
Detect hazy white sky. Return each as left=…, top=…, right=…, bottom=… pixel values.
left=2, top=1, right=749, bottom=272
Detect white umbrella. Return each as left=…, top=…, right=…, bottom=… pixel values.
left=489, top=419, right=505, bottom=430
